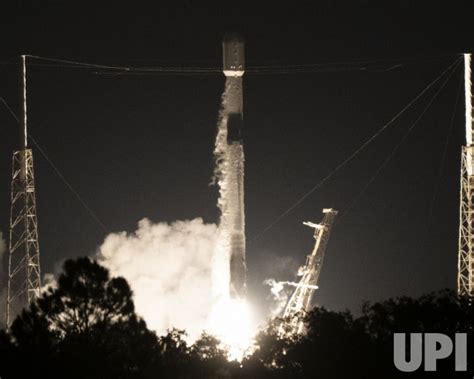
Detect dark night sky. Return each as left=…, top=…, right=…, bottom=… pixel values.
left=0, top=1, right=473, bottom=314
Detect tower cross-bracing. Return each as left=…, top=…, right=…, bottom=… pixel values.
left=6, top=56, right=41, bottom=326
left=281, top=208, right=338, bottom=335
left=458, top=53, right=474, bottom=297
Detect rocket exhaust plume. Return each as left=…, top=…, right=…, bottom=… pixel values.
left=214, top=33, right=246, bottom=299
left=94, top=35, right=255, bottom=361
left=206, top=33, right=257, bottom=360
left=97, top=218, right=219, bottom=342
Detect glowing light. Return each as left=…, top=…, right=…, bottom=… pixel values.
left=207, top=296, right=256, bottom=361
left=97, top=218, right=258, bottom=360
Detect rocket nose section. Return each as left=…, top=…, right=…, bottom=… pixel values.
left=223, top=32, right=244, bottom=44
left=223, top=33, right=245, bottom=77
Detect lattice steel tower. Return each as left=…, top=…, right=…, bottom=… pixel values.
left=458, top=53, right=474, bottom=297
left=5, top=56, right=41, bottom=326
left=281, top=208, right=337, bottom=335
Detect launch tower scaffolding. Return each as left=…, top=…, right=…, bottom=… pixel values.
left=281, top=208, right=337, bottom=335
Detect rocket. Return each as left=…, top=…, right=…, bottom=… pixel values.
left=222, top=33, right=246, bottom=298
left=223, top=33, right=245, bottom=77
left=223, top=33, right=245, bottom=143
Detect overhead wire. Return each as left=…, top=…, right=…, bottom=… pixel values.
left=248, top=56, right=462, bottom=244
left=28, top=136, right=110, bottom=233
left=0, top=54, right=457, bottom=75
left=0, top=97, right=109, bottom=234
left=0, top=54, right=462, bottom=240
left=245, top=56, right=455, bottom=74
left=426, top=72, right=464, bottom=224
left=340, top=58, right=462, bottom=219
left=25, top=55, right=220, bottom=74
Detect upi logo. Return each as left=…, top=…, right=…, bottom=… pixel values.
left=394, top=333, right=467, bottom=372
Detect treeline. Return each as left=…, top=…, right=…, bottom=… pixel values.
left=0, top=257, right=473, bottom=378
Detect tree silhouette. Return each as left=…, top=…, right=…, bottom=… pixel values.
left=190, top=332, right=236, bottom=378
left=190, top=332, right=226, bottom=360
left=155, top=328, right=190, bottom=377
left=247, top=290, right=474, bottom=378
left=1, top=258, right=473, bottom=378
left=35, top=257, right=134, bottom=334
left=2, top=257, right=158, bottom=379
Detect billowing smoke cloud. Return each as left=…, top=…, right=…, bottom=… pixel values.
left=264, top=278, right=289, bottom=316
left=257, top=253, right=300, bottom=317
left=97, top=218, right=219, bottom=341
left=264, top=278, right=319, bottom=317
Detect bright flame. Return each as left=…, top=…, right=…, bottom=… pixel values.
left=207, top=296, right=255, bottom=361
left=208, top=230, right=256, bottom=361
left=208, top=71, right=255, bottom=361
left=96, top=218, right=258, bottom=359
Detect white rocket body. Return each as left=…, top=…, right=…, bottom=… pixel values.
left=221, top=34, right=246, bottom=298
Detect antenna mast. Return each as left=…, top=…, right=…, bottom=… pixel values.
left=6, top=55, right=41, bottom=326
left=458, top=53, right=474, bottom=297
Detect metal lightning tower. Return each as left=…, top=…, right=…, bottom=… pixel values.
left=458, top=53, right=474, bottom=297
left=5, top=55, right=41, bottom=326
left=281, top=208, right=337, bottom=335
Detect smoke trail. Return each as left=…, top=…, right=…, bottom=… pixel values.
left=212, top=84, right=232, bottom=299
left=264, top=279, right=318, bottom=317
left=97, top=218, right=219, bottom=341
left=213, top=76, right=246, bottom=299
left=278, top=281, right=318, bottom=290
left=264, top=279, right=290, bottom=316
left=38, top=78, right=249, bottom=348
left=207, top=72, right=256, bottom=359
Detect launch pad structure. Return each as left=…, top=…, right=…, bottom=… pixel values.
left=5, top=56, right=41, bottom=326
left=281, top=209, right=338, bottom=335
left=2, top=40, right=472, bottom=332
left=458, top=53, right=474, bottom=297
